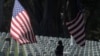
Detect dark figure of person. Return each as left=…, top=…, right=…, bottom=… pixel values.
left=55, top=40, right=64, bottom=56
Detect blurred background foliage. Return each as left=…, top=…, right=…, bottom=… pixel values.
left=2, top=0, right=100, bottom=40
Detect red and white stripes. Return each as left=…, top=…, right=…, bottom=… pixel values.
left=66, top=11, right=85, bottom=46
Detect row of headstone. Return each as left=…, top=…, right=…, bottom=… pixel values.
left=18, top=43, right=23, bottom=56
left=0, top=33, right=10, bottom=56
left=31, top=35, right=71, bottom=56
left=0, top=32, right=6, bottom=39
left=28, top=44, right=36, bottom=56
left=0, top=32, right=7, bottom=50
left=0, top=41, right=9, bottom=56
left=0, top=32, right=100, bottom=56
left=25, top=44, right=34, bottom=56
left=32, top=35, right=100, bottom=56
left=9, top=38, right=16, bottom=56
left=21, top=38, right=100, bottom=56
left=8, top=38, right=26, bottom=56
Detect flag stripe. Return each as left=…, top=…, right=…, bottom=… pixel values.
left=73, top=24, right=84, bottom=38
left=10, top=30, right=23, bottom=44
left=76, top=33, right=85, bottom=43
left=22, top=11, right=36, bottom=42
left=21, top=12, right=34, bottom=43
left=66, top=10, right=85, bottom=46
left=66, top=11, right=81, bottom=25
left=10, top=0, right=36, bottom=44
left=77, top=37, right=85, bottom=45
left=17, top=13, right=31, bottom=43
left=15, top=16, right=28, bottom=44
left=68, top=16, right=84, bottom=34
left=78, top=39, right=85, bottom=46
left=67, top=12, right=82, bottom=29
left=11, top=18, right=28, bottom=44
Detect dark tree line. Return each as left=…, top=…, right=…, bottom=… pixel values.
left=82, top=0, right=100, bottom=40
left=0, top=0, right=100, bottom=40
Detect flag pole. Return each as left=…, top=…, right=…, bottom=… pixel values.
left=66, top=0, right=74, bottom=46
left=70, top=35, right=74, bottom=46
left=62, top=0, right=72, bottom=55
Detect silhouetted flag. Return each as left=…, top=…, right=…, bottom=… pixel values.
left=10, top=0, right=36, bottom=44
left=66, top=0, right=85, bottom=46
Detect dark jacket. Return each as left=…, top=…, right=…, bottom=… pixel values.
left=55, top=40, right=64, bottom=56
left=55, top=45, right=64, bottom=56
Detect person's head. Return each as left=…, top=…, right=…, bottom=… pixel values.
left=58, top=40, right=62, bottom=45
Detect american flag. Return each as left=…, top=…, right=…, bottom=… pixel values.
left=66, top=0, right=85, bottom=46
left=10, top=0, right=36, bottom=44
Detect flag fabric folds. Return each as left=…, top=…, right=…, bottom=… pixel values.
left=66, top=0, right=85, bottom=46
left=10, top=0, right=36, bottom=44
